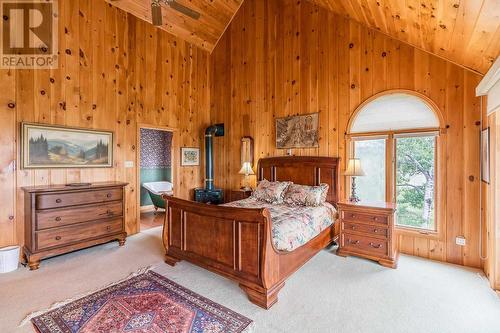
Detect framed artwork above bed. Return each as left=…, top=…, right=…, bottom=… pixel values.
left=276, top=112, right=319, bottom=149
left=21, top=123, right=113, bottom=169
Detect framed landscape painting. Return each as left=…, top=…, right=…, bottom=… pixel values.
left=22, top=123, right=113, bottom=169
left=181, top=147, right=200, bottom=166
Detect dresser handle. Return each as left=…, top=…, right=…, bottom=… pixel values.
left=55, top=236, right=62, bottom=241
left=350, top=214, right=356, bottom=218
left=369, top=242, right=382, bottom=249
left=351, top=225, right=356, bottom=230
left=55, top=198, right=62, bottom=203
left=373, top=217, right=379, bottom=221
left=106, top=193, right=112, bottom=198
left=106, top=226, right=111, bottom=231
left=348, top=239, right=360, bottom=245
left=55, top=216, right=61, bottom=222
left=373, top=229, right=378, bottom=233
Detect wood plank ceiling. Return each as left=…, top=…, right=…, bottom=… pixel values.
left=309, top=0, right=500, bottom=74
left=107, top=0, right=499, bottom=74
left=105, top=0, right=243, bottom=52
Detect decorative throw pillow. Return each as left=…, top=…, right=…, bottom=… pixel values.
left=252, top=179, right=292, bottom=204
left=283, top=183, right=330, bottom=207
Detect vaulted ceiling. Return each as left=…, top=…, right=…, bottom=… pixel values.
left=105, top=0, right=244, bottom=52
left=108, top=0, right=500, bottom=75
left=310, top=0, right=500, bottom=74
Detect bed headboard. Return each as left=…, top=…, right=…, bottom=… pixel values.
left=257, top=156, right=341, bottom=204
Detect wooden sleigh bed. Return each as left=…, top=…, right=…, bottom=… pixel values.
left=161, top=156, right=340, bottom=309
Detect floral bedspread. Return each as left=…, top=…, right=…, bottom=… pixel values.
left=222, top=198, right=336, bottom=252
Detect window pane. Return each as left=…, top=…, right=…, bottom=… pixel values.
left=396, top=136, right=436, bottom=230
left=354, top=139, right=386, bottom=202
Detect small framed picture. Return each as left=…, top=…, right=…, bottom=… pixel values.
left=181, top=147, right=200, bottom=166
left=481, top=128, right=490, bottom=184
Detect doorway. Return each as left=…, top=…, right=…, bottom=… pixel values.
left=137, top=125, right=174, bottom=231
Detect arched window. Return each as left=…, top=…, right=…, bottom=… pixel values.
left=350, top=93, right=440, bottom=133
left=348, top=91, right=442, bottom=232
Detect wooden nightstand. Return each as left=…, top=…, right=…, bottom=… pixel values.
left=227, top=189, right=252, bottom=202
left=337, top=200, right=398, bottom=268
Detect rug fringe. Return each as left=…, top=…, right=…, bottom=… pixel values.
left=19, top=265, right=154, bottom=327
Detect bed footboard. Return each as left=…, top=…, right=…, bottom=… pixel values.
left=162, top=196, right=282, bottom=308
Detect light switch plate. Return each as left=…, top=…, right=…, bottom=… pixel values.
left=455, top=236, right=466, bottom=246
left=124, top=161, right=134, bottom=168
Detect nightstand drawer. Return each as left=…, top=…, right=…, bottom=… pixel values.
left=342, top=233, right=388, bottom=256
left=342, top=222, right=388, bottom=238
left=342, top=211, right=388, bottom=225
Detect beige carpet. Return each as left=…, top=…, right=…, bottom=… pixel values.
left=1, top=227, right=499, bottom=333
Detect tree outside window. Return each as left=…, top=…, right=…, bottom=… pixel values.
left=396, top=136, right=436, bottom=230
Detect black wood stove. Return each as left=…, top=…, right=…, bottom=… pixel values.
left=194, top=124, right=224, bottom=204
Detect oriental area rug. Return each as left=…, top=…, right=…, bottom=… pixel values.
left=30, top=271, right=253, bottom=333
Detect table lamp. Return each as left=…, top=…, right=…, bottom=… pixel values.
left=239, top=162, right=255, bottom=191
left=344, top=158, right=365, bottom=203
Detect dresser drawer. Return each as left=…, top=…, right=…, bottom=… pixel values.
left=342, top=233, right=388, bottom=256
left=36, top=202, right=123, bottom=230
left=342, top=222, right=388, bottom=238
left=342, top=211, right=388, bottom=225
left=35, top=218, right=123, bottom=251
left=36, top=189, right=122, bottom=210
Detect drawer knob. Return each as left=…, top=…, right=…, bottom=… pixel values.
left=107, top=210, right=113, bottom=215
left=106, top=193, right=112, bottom=198
left=55, top=216, right=62, bottom=222
left=373, top=229, right=378, bottom=233
left=348, top=239, right=360, bottom=245
left=55, top=198, right=62, bottom=203
left=351, top=225, right=356, bottom=230
left=350, top=214, right=356, bottom=218
left=106, top=226, right=111, bottom=231
left=55, top=236, right=62, bottom=241
left=373, top=217, right=379, bottom=221
left=369, top=242, right=382, bottom=249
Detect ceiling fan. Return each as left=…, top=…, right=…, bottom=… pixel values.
left=151, top=0, right=201, bottom=26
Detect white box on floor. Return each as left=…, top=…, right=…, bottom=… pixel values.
left=0, top=246, right=20, bottom=273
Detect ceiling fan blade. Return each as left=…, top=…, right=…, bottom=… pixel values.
left=167, top=0, right=201, bottom=20
left=151, top=1, right=163, bottom=26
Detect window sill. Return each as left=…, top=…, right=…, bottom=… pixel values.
left=395, top=226, right=441, bottom=239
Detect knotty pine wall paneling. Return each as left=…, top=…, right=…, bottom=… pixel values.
left=209, top=0, right=485, bottom=268
left=0, top=0, right=210, bottom=248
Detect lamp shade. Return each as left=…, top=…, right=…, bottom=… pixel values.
left=344, top=158, right=365, bottom=177
left=238, top=162, right=255, bottom=176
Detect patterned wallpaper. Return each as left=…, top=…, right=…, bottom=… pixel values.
left=140, top=128, right=172, bottom=168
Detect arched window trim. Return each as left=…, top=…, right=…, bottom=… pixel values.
left=345, top=90, right=445, bottom=238
left=346, top=89, right=446, bottom=137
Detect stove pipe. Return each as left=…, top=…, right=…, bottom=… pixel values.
left=204, top=124, right=224, bottom=190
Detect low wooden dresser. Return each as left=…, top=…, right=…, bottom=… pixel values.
left=22, top=182, right=128, bottom=270
left=337, top=200, right=398, bottom=268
